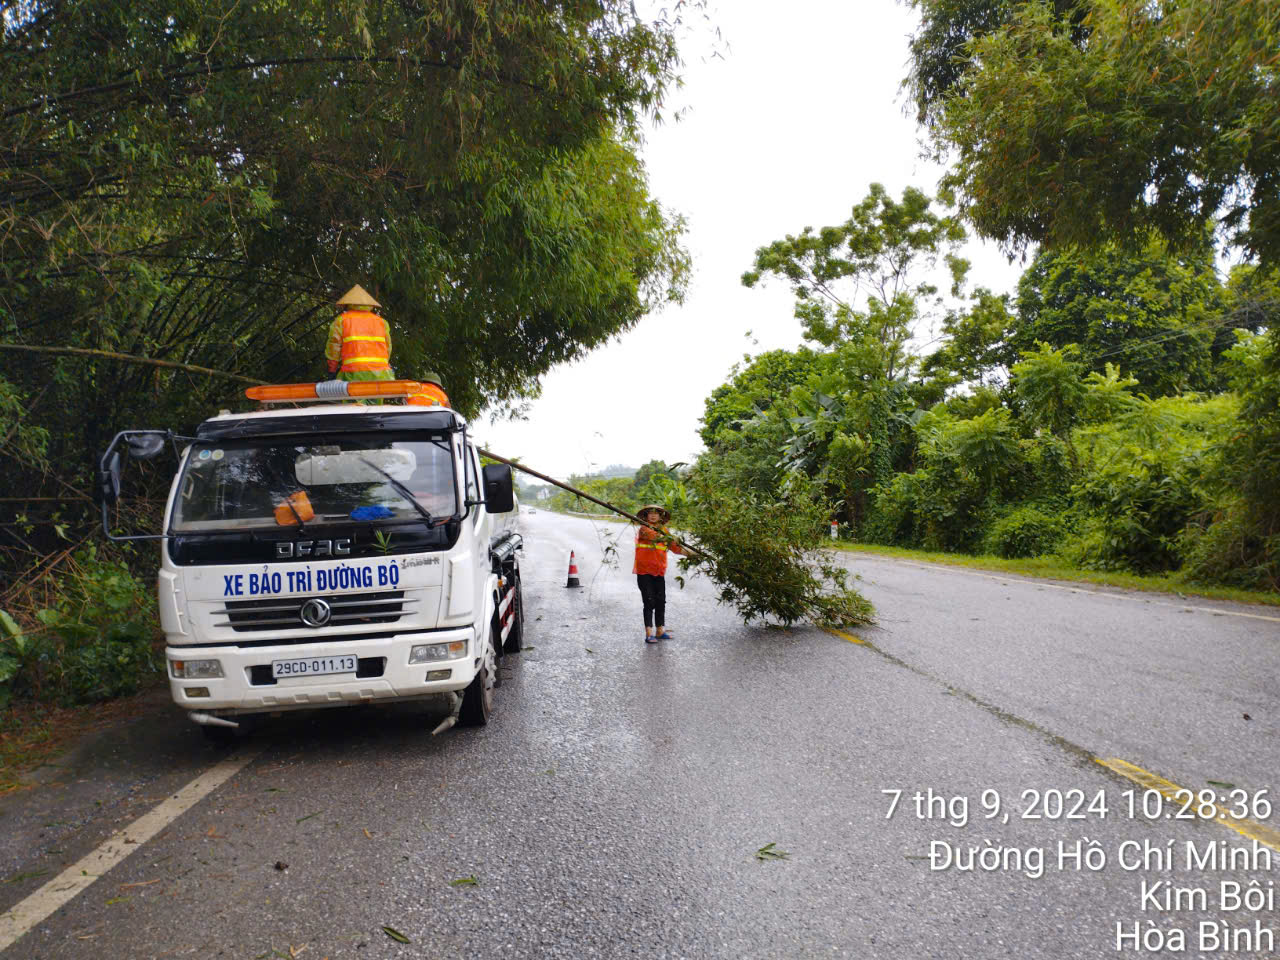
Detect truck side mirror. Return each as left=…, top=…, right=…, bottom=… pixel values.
left=482, top=464, right=515, bottom=513
left=100, top=450, right=123, bottom=505
left=98, top=430, right=172, bottom=541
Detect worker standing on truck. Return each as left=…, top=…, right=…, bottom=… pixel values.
left=407, top=372, right=450, bottom=408
left=325, top=284, right=395, bottom=384
left=634, top=504, right=684, bottom=645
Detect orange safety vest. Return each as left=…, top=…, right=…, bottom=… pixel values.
left=336, top=311, right=391, bottom=373
left=633, top=525, right=681, bottom=576
left=407, top=383, right=450, bottom=407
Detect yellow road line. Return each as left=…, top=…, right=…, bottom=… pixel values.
left=823, top=628, right=865, bottom=644
left=1095, top=757, right=1280, bottom=853
left=821, top=626, right=1276, bottom=853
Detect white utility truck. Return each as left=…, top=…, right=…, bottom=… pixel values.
left=98, top=380, right=523, bottom=740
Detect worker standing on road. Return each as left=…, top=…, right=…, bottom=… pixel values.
left=406, top=371, right=450, bottom=408
left=634, top=504, right=684, bottom=644
left=325, top=284, right=395, bottom=384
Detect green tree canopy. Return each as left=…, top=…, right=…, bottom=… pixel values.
left=916, top=0, right=1280, bottom=261
left=919, top=287, right=1013, bottom=388
left=0, top=0, right=691, bottom=514
left=904, top=0, right=1084, bottom=126
left=699, top=348, right=819, bottom=449
left=742, top=184, right=967, bottom=379
left=1009, top=241, right=1226, bottom=396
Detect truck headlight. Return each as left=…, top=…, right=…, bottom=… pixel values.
left=409, top=640, right=466, bottom=664
left=171, top=659, right=223, bottom=679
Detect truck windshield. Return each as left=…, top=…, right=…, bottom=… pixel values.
left=171, top=436, right=457, bottom=533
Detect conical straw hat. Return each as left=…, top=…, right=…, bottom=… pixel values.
left=336, top=284, right=381, bottom=309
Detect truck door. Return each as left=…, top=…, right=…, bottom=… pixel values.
left=444, top=437, right=484, bottom=620
left=463, top=441, right=488, bottom=616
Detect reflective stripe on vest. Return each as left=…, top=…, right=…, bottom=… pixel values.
left=338, top=311, right=390, bottom=370
left=636, top=542, right=667, bottom=551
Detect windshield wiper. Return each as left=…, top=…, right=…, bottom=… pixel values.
left=357, top=457, right=435, bottom=527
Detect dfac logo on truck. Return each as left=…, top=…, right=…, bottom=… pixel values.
left=276, top=539, right=351, bottom=559
left=299, top=598, right=332, bottom=627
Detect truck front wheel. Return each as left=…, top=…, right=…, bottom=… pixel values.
left=459, top=626, right=497, bottom=726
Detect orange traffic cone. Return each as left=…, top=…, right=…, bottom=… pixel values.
left=565, top=551, right=582, bottom=588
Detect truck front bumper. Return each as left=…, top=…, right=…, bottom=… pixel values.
left=166, top=628, right=477, bottom=717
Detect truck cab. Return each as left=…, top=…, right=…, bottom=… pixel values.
left=101, top=391, right=523, bottom=738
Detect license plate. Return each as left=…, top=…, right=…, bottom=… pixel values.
left=271, top=655, right=358, bottom=679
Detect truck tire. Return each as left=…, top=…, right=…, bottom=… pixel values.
left=502, top=576, right=524, bottom=653
left=459, top=626, right=496, bottom=726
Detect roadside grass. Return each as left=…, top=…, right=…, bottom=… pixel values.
left=833, top=542, right=1280, bottom=608
left=0, top=685, right=164, bottom=795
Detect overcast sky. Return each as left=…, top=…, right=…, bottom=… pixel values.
left=480, top=1, right=1023, bottom=480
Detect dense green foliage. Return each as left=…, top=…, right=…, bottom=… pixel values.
left=1010, top=241, right=1229, bottom=396
left=0, top=0, right=690, bottom=447
left=882, top=0, right=1279, bottom=589
left=1, top=547, right=157, bottom=707
left=1, top=0, right=696, bottom=701
left=698, top=184, right=1280, bottom=591
left=700, top=349, right=819, bottom=449
left=911, top=0, right=1280, bottom=261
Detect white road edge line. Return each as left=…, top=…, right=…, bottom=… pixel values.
left=850, top=555, right=1280, bottom=625
left=0, top=749, right=261, bottom=954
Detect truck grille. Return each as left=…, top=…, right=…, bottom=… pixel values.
left=215, top=591, right=412, bottom=632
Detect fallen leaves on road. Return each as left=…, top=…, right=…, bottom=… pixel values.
left=754, top=842, right=789, bottom=862
left=3, top=869, right=48, bottom=885
left=382, top=926, right=411, bottom=944
left=295, top=812, right=320, bottom=824
left=118, top=879, right=160, bottom=889
left=274, top=861, right=288, bottom=871
left=363, top=828, right=373, bottom=839
left=450, top=875, right=478, bottom=887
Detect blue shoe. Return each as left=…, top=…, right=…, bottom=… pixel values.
left=645, top=635, right=659, bottom=644
left=655, top=632, right=673, bottom=640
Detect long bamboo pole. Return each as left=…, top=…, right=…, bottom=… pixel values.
left=0, top=343, right=268, bottom=385
left=477, top=448, right=711, bottom=561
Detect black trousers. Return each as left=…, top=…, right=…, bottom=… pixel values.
left=636, top=574, right=666, bottom=628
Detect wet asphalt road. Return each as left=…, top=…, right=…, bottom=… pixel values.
left=0, top=510, right=1277, bottom=959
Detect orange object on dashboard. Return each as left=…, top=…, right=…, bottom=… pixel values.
left=274, top=491, right=315, bottom=526
left=245, top=380, right=424, bottom=402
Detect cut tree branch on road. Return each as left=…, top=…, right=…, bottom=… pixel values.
left=479, top=449, right=875, bottom=628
